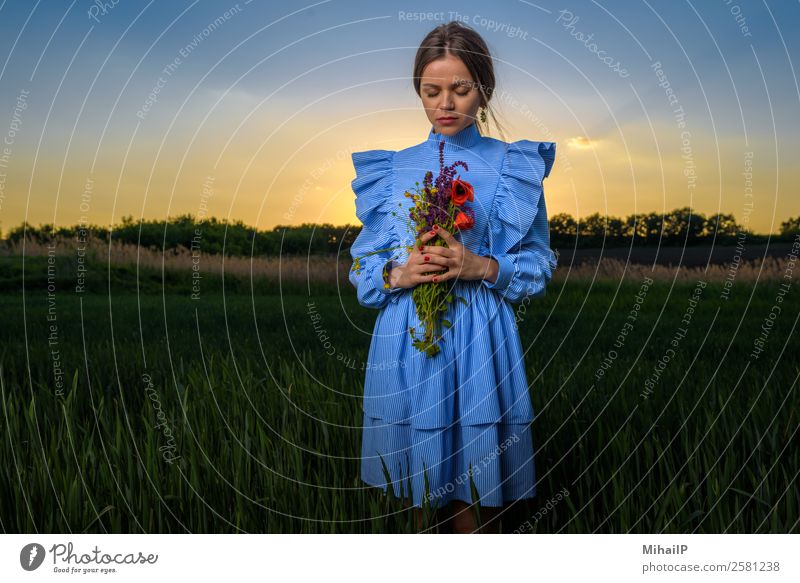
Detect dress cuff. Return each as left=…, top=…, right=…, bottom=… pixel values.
left=373, top=259, right=403, bottom=294
left=482, top=254, right=515, bottom=291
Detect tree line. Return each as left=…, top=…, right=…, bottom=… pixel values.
left=2, top=209, right=797, bottom=256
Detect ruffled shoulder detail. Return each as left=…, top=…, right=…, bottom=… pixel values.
left=488, top=140, right=556, bottom=254
left=351, top=149, right=396, bottom=233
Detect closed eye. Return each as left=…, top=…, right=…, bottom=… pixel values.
left=426, top=90, right=471, bottom=98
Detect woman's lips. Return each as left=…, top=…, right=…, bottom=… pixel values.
left=437, top=117, right=457, bottom=125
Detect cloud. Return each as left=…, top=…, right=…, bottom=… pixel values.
left=567, top=136, right=597, bottom=149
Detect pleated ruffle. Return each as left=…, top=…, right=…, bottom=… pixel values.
left=486, top=140, right=556, bottom=258
left=361, top=413, right=536, bottom=508
left=351, top=148, right=396, bottom=236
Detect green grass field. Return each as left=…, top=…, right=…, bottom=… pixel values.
left=0, top=255, right=797, bottom=533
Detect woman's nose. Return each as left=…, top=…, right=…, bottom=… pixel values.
left=439, top=92, right=454, bottom=110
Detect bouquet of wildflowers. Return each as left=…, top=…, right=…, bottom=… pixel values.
left=406, top=140, right=475, bottom=356
left=351, top=139, right=475, bottom=357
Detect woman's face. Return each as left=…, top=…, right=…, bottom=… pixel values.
left=420, top=53, right=482, bottom=136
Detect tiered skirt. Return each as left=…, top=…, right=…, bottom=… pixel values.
left=361, top=414, right=536, bottom=508
left=359, top=280, right=538, bottom=508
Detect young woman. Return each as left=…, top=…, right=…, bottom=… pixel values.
left=348, top=21, right=558, bottom=534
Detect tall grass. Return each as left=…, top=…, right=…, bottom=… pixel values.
left=0, top=235, right=793, bottom=286
left=0, top=276, right=797, bottom=533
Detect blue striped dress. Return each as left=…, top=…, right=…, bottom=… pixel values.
left=349, top=121, right=557, bottom=509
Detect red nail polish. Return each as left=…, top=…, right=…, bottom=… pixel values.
left=424, top=256, right=429, bottom=261
left=433, top=225, right=439, bottom=230
left=433, top=276, right=438, bottom=282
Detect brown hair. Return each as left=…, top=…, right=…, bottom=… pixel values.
left=412, top=21, right=506, bottom=139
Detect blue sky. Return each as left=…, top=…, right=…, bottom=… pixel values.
left=0, top=0, right=797, bottom=234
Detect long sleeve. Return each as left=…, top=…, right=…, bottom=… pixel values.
left=348, top=149, right=404, bottom=310
left=349, top=227, right=403, bottom=309
left=482, top=140, right=558, bottom=304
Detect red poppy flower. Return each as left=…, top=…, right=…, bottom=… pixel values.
left=454, top=211, right=475, bottom=230
left=450, top=178, right=474, bottom=206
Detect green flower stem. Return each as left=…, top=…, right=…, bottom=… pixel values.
left=350, top=244, right=413, bottom=276
left=410, top=237, right=453, bottom=357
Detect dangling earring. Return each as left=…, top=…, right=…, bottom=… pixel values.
left=479, top=107, right=487, bottom=123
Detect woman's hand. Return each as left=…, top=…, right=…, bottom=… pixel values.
left=387, top=225, right=499, bottom=288
left=424, top=225, right=498, bottom=284
left=386, top=228, right=448, bottom=289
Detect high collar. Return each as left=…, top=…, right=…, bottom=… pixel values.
left=427, top=121, right=482, bottom=150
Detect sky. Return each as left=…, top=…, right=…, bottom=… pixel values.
left=0, top=0, right=797, bottom=235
